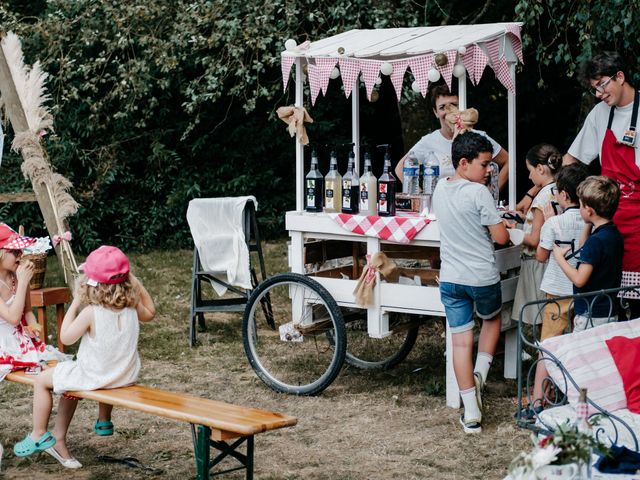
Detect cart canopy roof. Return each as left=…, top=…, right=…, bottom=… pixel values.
left=282, top=23, right=522, bottom=61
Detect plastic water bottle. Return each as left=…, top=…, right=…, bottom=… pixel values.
left=402, top=151, right=420, bottom=195
left=423, top=151, right=440, bottom=195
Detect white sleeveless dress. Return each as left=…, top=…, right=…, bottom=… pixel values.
left=53, top=306, right=140, bottom=394
left=0, top=295, right=45, bottom=380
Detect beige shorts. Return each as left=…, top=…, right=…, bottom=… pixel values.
left=540, top=294, right=573, bottom=341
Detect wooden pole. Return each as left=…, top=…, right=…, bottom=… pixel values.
left=0, top=32, right=76, bottom=287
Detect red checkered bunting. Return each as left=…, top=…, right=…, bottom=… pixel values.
left=485, top=38, right=515, bottom=93
left=437, top=50, right=457, bottom=91
left=308, top=63, right=322, bottom=105
left=329, top=213, right=431, bottom=244
left=338, top=58, right=361, bottom=98
left=408, top=54, right=433, bottom=97
left=281, top=55, right=295, bottom=91
left=621, top=271, right=640, bottom=298
left=505, top=24, right=524, bottom=64
left=360, top=60, right=382, bottom=100
left=466, top=44, right=489, bottom=85
left=389, top=60, right=409, bottom=101
left=315, top=58, right=337, bottom=96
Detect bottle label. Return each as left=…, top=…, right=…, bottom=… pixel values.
left=306, top=180, right=316, bottom=206
left=326, top=189, right=334, bottom=209
left=378, top=184, right=388, bottom=213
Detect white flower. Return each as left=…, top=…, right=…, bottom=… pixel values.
left=531, top=445, right=561, bottom=469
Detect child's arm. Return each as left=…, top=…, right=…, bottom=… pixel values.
left=60, top=296, right=93, bottom=345
left=535, top=245, right=551, bottom=262
left=130, top=274, right=155, bottom=322
left=487, top=219, right=511, bottom=246
left=553, top=245, right=593, bottom=288
left=0, top=261, right=34, bottom=325
left=523, top=208, right=544, bottom=249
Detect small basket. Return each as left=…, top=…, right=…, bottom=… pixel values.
left=22, top=253, right=47, bottom=290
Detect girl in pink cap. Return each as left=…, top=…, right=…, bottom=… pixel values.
left=14, top=245, right=155, bottom=469
left=0, top=223, right=44, bottom=379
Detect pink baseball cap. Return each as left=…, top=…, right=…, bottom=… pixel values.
left=79, top=245, right=130, bottom=286
left=0, top=223, right=36, bottom=250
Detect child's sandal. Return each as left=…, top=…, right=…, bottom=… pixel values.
left=13, top=431, right=56, bottom=457
left=94, top=420, right=114, bottom=436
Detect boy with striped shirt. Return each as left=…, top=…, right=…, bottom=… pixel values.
left=536, top=163, right=591, bottom=341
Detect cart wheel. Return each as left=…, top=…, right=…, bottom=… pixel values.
left=243, top=273, right=346, bottom=395
left=337, top=312, right=419, bottom=370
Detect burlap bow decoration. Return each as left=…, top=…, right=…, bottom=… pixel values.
left=353, top=252, right=400, bottom=307
left=276, top=106, right=314, bottom=145
left=444, top=104, right=479, bottom=139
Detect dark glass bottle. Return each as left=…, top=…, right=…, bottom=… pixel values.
left=305, top=150, right=323, bottom=212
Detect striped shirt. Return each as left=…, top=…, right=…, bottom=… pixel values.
left=538, top=207, right=585, bottom=296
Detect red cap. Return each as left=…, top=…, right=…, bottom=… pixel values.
left=0, top=223, right=36, bottom=250
left=79, top=246, right=130, bottom=286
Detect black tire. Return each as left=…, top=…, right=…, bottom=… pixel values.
left=337, top=312, right=420, bottom=370
left=242, top=273, right=346, bottom=395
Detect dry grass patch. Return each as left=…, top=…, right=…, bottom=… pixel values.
left=0, top=243, right=531, bottom=479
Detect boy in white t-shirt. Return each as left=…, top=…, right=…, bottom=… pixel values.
left=536, top=163, right=590, bottom=341
left=432, top=132, right=512, bottom=434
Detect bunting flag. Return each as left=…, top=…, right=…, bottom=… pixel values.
left=505, top=24, right=524, bottom=64
left=485, top=38, right=515, bottom=93
left=472, top=44, right=489, bottom=85
left=281, top=55, right=295, bottom=91
left=360, top=60, right=382, bottom=100
left=308, top=63, right=322, bottom=105
left=315, top=57, right=338, bottom=96
left=462, top=45, right=478, bottom=85
left=437, top=50, right=458, bottom=90
left=389, top=60, right=409, bottom=101
left=338, top=57, right=361, bottom=98
left=408, top=54, right=433, bottom=97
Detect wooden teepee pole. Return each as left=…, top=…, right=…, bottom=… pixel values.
left=0, top=32, right=76, bottom=288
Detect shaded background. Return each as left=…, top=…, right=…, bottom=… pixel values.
left=1, top=0, right=637, bottom=252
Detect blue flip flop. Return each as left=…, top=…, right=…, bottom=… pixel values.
left=94, top=420, right=114, bottom=436
left=14, top=432, right=56, bottom=457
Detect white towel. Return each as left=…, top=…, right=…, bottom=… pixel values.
left=187, top=197, right=257, bottom=296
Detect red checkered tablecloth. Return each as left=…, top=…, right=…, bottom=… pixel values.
left=329, top=213, right=432, bottom=244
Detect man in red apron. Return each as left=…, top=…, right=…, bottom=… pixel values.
left=564, top=52, right=640, bottom=318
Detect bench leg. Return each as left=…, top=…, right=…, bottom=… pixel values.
left=195, top=425, right=212, bottom=480
left=192, top=424, right=255, bottom=479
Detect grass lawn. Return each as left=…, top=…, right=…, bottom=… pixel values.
left=0, top=241, right=531, bottom=479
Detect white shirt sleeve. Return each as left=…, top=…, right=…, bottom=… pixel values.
left=475, top=185, right=502, bottom=226
left=539, top=218, right=556, bottom=250
left=568, top=108, right=601, bottom=165
left=473, top=129, right=502, bottom=158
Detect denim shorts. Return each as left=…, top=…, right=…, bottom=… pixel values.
left=439, top=281, right=502, bottom=333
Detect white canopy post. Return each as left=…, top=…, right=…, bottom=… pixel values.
left=457, top=74, right=467, bottom=110
left=507, top=61, right=517, bottom=209
left=295, top=58, right=304, bottom=212
left=351, top=85, right=360, bottom=174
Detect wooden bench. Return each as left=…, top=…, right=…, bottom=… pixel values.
left=6, top=368, right=297, bottom=479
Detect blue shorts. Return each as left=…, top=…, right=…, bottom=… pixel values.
left=440, top=281, right=502, bottom=333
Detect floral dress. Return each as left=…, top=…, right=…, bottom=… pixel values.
left=0, top=295, right=45, bottom=379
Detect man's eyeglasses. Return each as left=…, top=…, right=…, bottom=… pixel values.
left=589, top=75, right=616, bottom=97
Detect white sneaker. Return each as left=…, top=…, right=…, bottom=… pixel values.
left=45, top=447, right=82, bottom=469
left=459, top=414, right=482, bottom=434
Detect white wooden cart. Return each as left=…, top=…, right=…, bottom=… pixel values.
left=243, top=23, right=524, bottom=407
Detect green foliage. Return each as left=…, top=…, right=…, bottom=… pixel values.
left=0, top=0, right=565, bottom=251
left=515, top=0, right=640, bottom=84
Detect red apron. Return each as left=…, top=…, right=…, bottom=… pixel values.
left=601, top=107, right=640, bottom=278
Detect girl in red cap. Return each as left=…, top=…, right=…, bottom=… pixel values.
left=14, top=245, right=155, bottom=468
left=0, top=223, right=44, bottom=379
